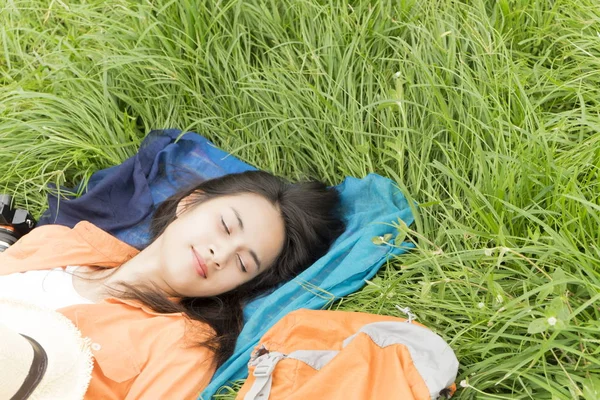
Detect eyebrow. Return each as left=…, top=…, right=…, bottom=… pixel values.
left=231, top=207, right=262, bottom=271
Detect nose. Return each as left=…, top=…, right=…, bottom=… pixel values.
left=209, top=241, right=236, bottom=270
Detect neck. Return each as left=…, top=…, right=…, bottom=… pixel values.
left=104, top=239, right=175, bottom=296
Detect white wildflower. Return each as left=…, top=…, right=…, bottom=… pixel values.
left=547, top=317, right=557, bottom=326
left=393, top=71, right=401, bottom=79
left=477, top=302, right=485, bottom=309
left=460, top=379, right=469, bottom=388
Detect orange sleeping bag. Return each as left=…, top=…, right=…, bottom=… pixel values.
left=237, top=309, right=459, bottom=400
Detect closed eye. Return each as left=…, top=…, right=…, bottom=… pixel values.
left=238, top=255, right=247, bottom=273
left=221, top=217, right=231, bottom=235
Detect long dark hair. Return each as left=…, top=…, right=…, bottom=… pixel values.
left=115, top=171, right=345, bottom=368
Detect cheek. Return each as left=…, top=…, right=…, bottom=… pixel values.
left=160, top=224, right=189, bottom=264
left=222, top=270, right=250, bottom=290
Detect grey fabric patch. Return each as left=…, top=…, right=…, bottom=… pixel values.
left=343, top=322, right=459, bottom=398
left=286, top=350, right=339, bottom=370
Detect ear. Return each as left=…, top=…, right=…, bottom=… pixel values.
left=175, top=191, right=203, bottom=217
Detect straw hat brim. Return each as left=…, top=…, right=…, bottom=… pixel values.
left=0, top=298, right=94, bottom=400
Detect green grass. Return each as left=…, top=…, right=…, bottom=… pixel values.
left=2, top=0, right=600, bottom=398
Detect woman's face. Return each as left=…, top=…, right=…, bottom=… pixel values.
left=157, top=193, right=286, bottom=297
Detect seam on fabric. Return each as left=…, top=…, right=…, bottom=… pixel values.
left=351, top=323, right=457, bottom=398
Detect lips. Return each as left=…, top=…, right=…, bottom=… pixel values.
left=191, top=248, right=208, bottom=278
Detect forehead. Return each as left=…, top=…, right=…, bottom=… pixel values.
left=206, top=193, right=277, bottom=215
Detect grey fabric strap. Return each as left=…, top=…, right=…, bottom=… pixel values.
left=244, top=352, right=285, bottom=400
left=244, top=349, right=339, bottom=400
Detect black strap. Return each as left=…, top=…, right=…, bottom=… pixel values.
left=10, top=334, right=48, bottom=400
